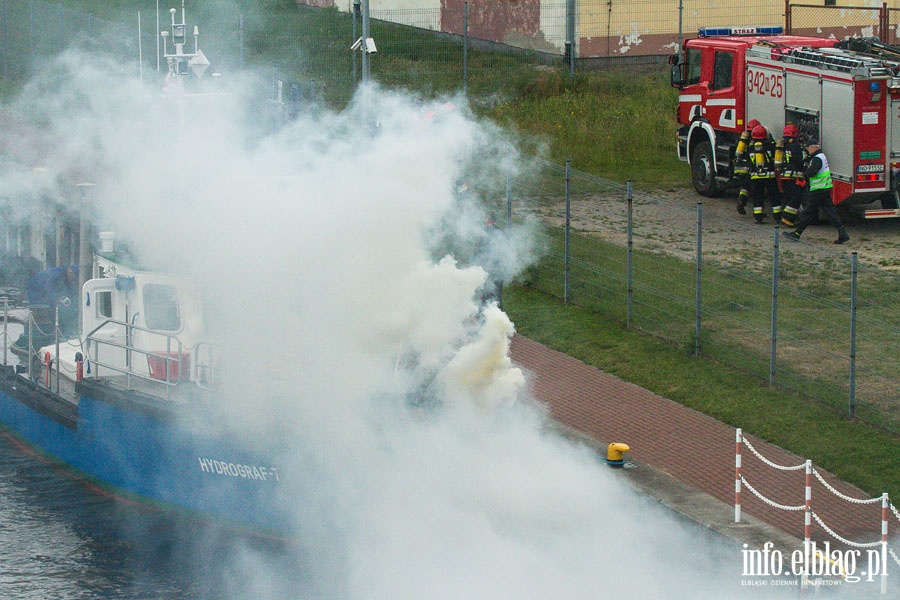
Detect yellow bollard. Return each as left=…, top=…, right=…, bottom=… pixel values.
left=606, top=442, right=630, bottom=468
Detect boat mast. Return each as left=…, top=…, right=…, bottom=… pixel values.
left=160, top=1, right=209, bottom=92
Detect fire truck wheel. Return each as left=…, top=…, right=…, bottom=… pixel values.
left=690, top=141, right=721, bottom=197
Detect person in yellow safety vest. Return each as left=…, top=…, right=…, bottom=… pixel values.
left=733, top=118, right=761, bottom=215
left=776, top=124, right=806, bottom=227
left=748, top=124, right=780, bottom=224
left=782, top=138, right=850, bottom=244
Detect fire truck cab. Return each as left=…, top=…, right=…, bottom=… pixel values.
left=671, top=26, right=900, bottom=217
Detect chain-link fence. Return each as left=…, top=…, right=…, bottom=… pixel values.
left=787, top=4, right=900, bottom=47
left=787, top=3, right=890, bottom=41
left=0, top=0, right=131, bottom=83
left=471, top=156, right=900, bottom=433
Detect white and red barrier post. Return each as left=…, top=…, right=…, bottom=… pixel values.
left=735, top=428, right=742, bottom=523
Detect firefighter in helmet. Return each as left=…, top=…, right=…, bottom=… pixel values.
left=733, top=118, right=761, bottom=215
left=748, top=124, right=780, bottom=223
left=776, top=123, right=805, bottom=227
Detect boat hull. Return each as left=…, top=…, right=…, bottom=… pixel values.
left=0, top=367, right=286, bottom=537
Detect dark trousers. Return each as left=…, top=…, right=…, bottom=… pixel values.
left=749, top=178, right=779, bottom=221
left=737, top=172, right=751, bottom=206
left=780, top=180, right=803, bottom=218
left=796, top=188, right=843, bottom=233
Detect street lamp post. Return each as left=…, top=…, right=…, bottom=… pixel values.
left=361, top=0, right=370, bottom=82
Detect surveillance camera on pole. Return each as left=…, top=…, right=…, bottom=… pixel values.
left=351, top=37, right=377, bottom=55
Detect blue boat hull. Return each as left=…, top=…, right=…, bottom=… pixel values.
left=0, top=367, right=286, bottom=536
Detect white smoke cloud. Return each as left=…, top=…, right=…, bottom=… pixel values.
left=1, top=48, right=811, bottom=599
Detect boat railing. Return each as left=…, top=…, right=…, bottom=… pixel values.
left=84, top=318, right=207, bottom=401
left=192, top=341, right=217, bottom=390
left=11, top=302, right=71, bottom=393
left=4, top=303, right=217, bottom=401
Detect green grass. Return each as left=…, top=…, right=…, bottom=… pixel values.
left=485, top=69, right=686, bottom=187
left=10, top=0, right=900, bottom=505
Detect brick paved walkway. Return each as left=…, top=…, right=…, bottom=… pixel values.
left=510, top=335, right=886, bottom=549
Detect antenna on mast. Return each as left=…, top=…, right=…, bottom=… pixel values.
left=160, top=1, right=210, bottom=91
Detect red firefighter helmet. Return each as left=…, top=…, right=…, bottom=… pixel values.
left=747, top=119, right=761, bottom=131
left=783, top=124, right=799, bottom=139
left=751, top=125, right=768, bottom=140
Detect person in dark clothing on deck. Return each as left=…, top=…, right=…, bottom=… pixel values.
left=25, top=265, right=80, bottom=334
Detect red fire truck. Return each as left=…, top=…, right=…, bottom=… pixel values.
left=670, top=26, right=900, bottom=218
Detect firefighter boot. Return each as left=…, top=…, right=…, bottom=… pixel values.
left=736, top=190, right=748, bottom=215
left=782, top=230, right=802, bottom=242
left=834, top=227, right=850, bottom=245
left=781, top=210, right=798, bottom=228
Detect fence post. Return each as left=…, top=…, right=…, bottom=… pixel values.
left=694, top=201, right=702, bottom=357
left=58, top=1, right=63, bottom=54
left=564, top=159, right=571, bottom=304
left=769, top=225, right=781, bottom=386
left=463, top=1, right=468, bottom=93
left=785, top=0, right=792, bottom=34
left=361, top=0, right=370, bottom=83
left=2, top=0, right=7, bottom=79
left=30, top=0, right=36, bottom=76
left=0, top=0, right=9, bottom=79
left=849, top=252, right=858, bottom=419
left=352, top=1, right=359, bottom=81
left=881, top=2, right=889, bottom=43
left=626, top=180, right=633, bottom=327
left=505, top=151, right=512, bottom=234
left=565, top=0, right=575, bottom=75
left=677, top=0, right=683, bottom=59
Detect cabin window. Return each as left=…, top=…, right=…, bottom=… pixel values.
left=142, top=284, right=181, bottom=331
left=685, top=48, right=702, bottom=86
left=95, top=290, right=113, bottom=319
left=712, top=51, right=733, bottom=90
